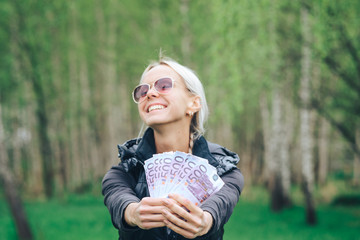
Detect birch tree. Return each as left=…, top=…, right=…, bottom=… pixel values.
left=299, top=2, right=316, bottom=225
left=354, top=126, right=360, bottom=186
left=318, top=117, right=330, bottom=185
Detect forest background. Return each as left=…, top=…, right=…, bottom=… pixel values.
left=0, top=0, right=359, bottom=239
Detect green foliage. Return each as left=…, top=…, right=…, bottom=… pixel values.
left=1, top=0, right=357, bottom=145
left=0, top=1, right=15, bottom=102
left=311, top=0, right=360, bottom=152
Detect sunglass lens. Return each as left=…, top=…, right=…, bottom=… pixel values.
left=155, top=78, right=173, bottom=93
left=133, top=84, right=149, bottom=103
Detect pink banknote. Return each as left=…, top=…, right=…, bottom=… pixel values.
left=144, top=152, right=224, bottom=205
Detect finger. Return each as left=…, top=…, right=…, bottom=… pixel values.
left=142, top=197, right=168, bottom=206
left=139, top=205, right=168, bottom=215
left=162, top=209, right=197, bottom=233
left=140, top=213, right=166, bottom=222
left=163, top=197, right=181, bottom=206
left=164, top=195, right=208, bottom=233
left=168, top=193, right=202, bottom=214
left=141, top=221, right=167, bottom=230
left=164, top=219, right=197, bottom=239
left=137, top=213, right=167, bottom=230
left=163, top=199, right=193, bottom=221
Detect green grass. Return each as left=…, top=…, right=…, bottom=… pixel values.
left=0, top=194, right=118, bottom=240
left=225, top=198, right=360, bottom=240
left=1, top=189, right=359, bottom=240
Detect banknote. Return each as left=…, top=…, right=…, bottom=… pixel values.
left=144, top=152, right=224, bottom=205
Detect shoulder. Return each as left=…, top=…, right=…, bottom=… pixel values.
left=207, top=141, right=239, bottom=162
left=206, top=140, right=240, bottom=175
left=117, top=138, right=140, bottom=160
left=116, top=138, right=142, bottom=172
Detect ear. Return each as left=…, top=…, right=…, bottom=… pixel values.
left=187, top=95, right=201, bottom=114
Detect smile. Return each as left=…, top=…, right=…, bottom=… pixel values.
left=148, top=105, right=165, bottom=112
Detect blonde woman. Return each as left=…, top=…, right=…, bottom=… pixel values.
left=102, top=57, right=244, bottom=240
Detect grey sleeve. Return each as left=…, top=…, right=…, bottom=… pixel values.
left=200, top=168, right=244, bottom=235
left=101, top=164, right=141, bottom=232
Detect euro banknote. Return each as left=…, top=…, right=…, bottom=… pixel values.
left=144, top=151, right=224, bottom=206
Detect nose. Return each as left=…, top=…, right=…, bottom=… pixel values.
left=146, top=85, right=159, bottom=99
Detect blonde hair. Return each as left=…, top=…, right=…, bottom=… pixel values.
left=140, top=57, right=208, bottom=138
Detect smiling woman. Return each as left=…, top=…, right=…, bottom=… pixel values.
left=101, top=56, right=244, bottom=240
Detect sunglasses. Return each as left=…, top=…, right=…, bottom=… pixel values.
left=132, top=77, right=175, bottom=103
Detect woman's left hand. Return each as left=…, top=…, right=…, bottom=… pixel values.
left=162, top=193, right=213, bottom=239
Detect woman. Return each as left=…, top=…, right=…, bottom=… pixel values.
left=102, top=57, right=244, bottom=240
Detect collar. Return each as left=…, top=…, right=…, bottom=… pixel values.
left=135, top=128, right=157, bottom=163
left=135, top=128, right=219, bottom=167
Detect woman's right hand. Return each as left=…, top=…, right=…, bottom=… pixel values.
left=124, top=197, right=169, bottom=229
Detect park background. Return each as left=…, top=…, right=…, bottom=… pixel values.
left=0, top=0, right=359, bottom=239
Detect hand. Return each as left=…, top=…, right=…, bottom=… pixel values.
left=124, top=197, right=168, bottom=230
left=162, top=193, right=213, bottom=239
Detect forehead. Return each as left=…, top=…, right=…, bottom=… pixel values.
left=142, top=65, right=182, bottom=84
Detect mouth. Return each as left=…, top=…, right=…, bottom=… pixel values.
left=147, top=104, right=166, bottom=113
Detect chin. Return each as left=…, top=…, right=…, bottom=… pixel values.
left=143, top=116, right=169, bottom=127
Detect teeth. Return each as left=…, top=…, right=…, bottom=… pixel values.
left=148, top=105, right=165, bottom=112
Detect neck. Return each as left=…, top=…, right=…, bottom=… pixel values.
left=152, top=125, right=190, bottom=154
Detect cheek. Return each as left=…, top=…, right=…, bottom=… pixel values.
left=178, top=95, right=192, bottom=110
left=138, top=104, right=146, bottom=118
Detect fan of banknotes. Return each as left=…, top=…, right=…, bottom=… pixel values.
left=144, top=151, right=224, bottom=206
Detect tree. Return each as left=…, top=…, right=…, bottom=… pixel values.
left=11, top=0, right=55, bottom=198
left=311, top=0, right=360, bottom=163
left=0, top=105, right=33, bottom=240
left=299, top=2, right=316, bottom=225
left=318, top=117, right=330, bottom=185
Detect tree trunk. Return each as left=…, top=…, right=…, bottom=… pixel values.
left=12, top=1, right=55, bottom=198
left=240, top=143, right=253, bottom=186
left=300, top=4, right=316, bottom=225
left=354, top=126, right=360, bottom=186
left=50, top=32, right=69, bottom=193
left=280, top=99, right=293, bottom=206
left=265, top=0, right=291, bottom=211
left=0, top=105, right=33, bottom=240
left=93, top=0, right=111, bottom=179
left=33, top=78, right=54, bottom=198
left=105, top=2, right=121, bottom=173
left=318, top=117, right=330, bottom=185
left=269, top=88, right=287, bottom=211
left=354, top=151, right=360, bottom=186
left=260, top=95, right=271, bottom=184
left=68, top=5, right=83, bottom=189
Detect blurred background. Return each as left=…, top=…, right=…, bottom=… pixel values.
left=0, top=0, right=359, bottom=239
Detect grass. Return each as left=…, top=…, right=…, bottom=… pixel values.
left=0, top=194, right=118, bottom=240
left=225, top=197, right=360, bottom=240
left=1, top=187, right=359, bottom=240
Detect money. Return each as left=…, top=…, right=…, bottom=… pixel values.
left=144, top=151, right=224, bottom=206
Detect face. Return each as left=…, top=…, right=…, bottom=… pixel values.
left=137, top=65, right=198, bottom=129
